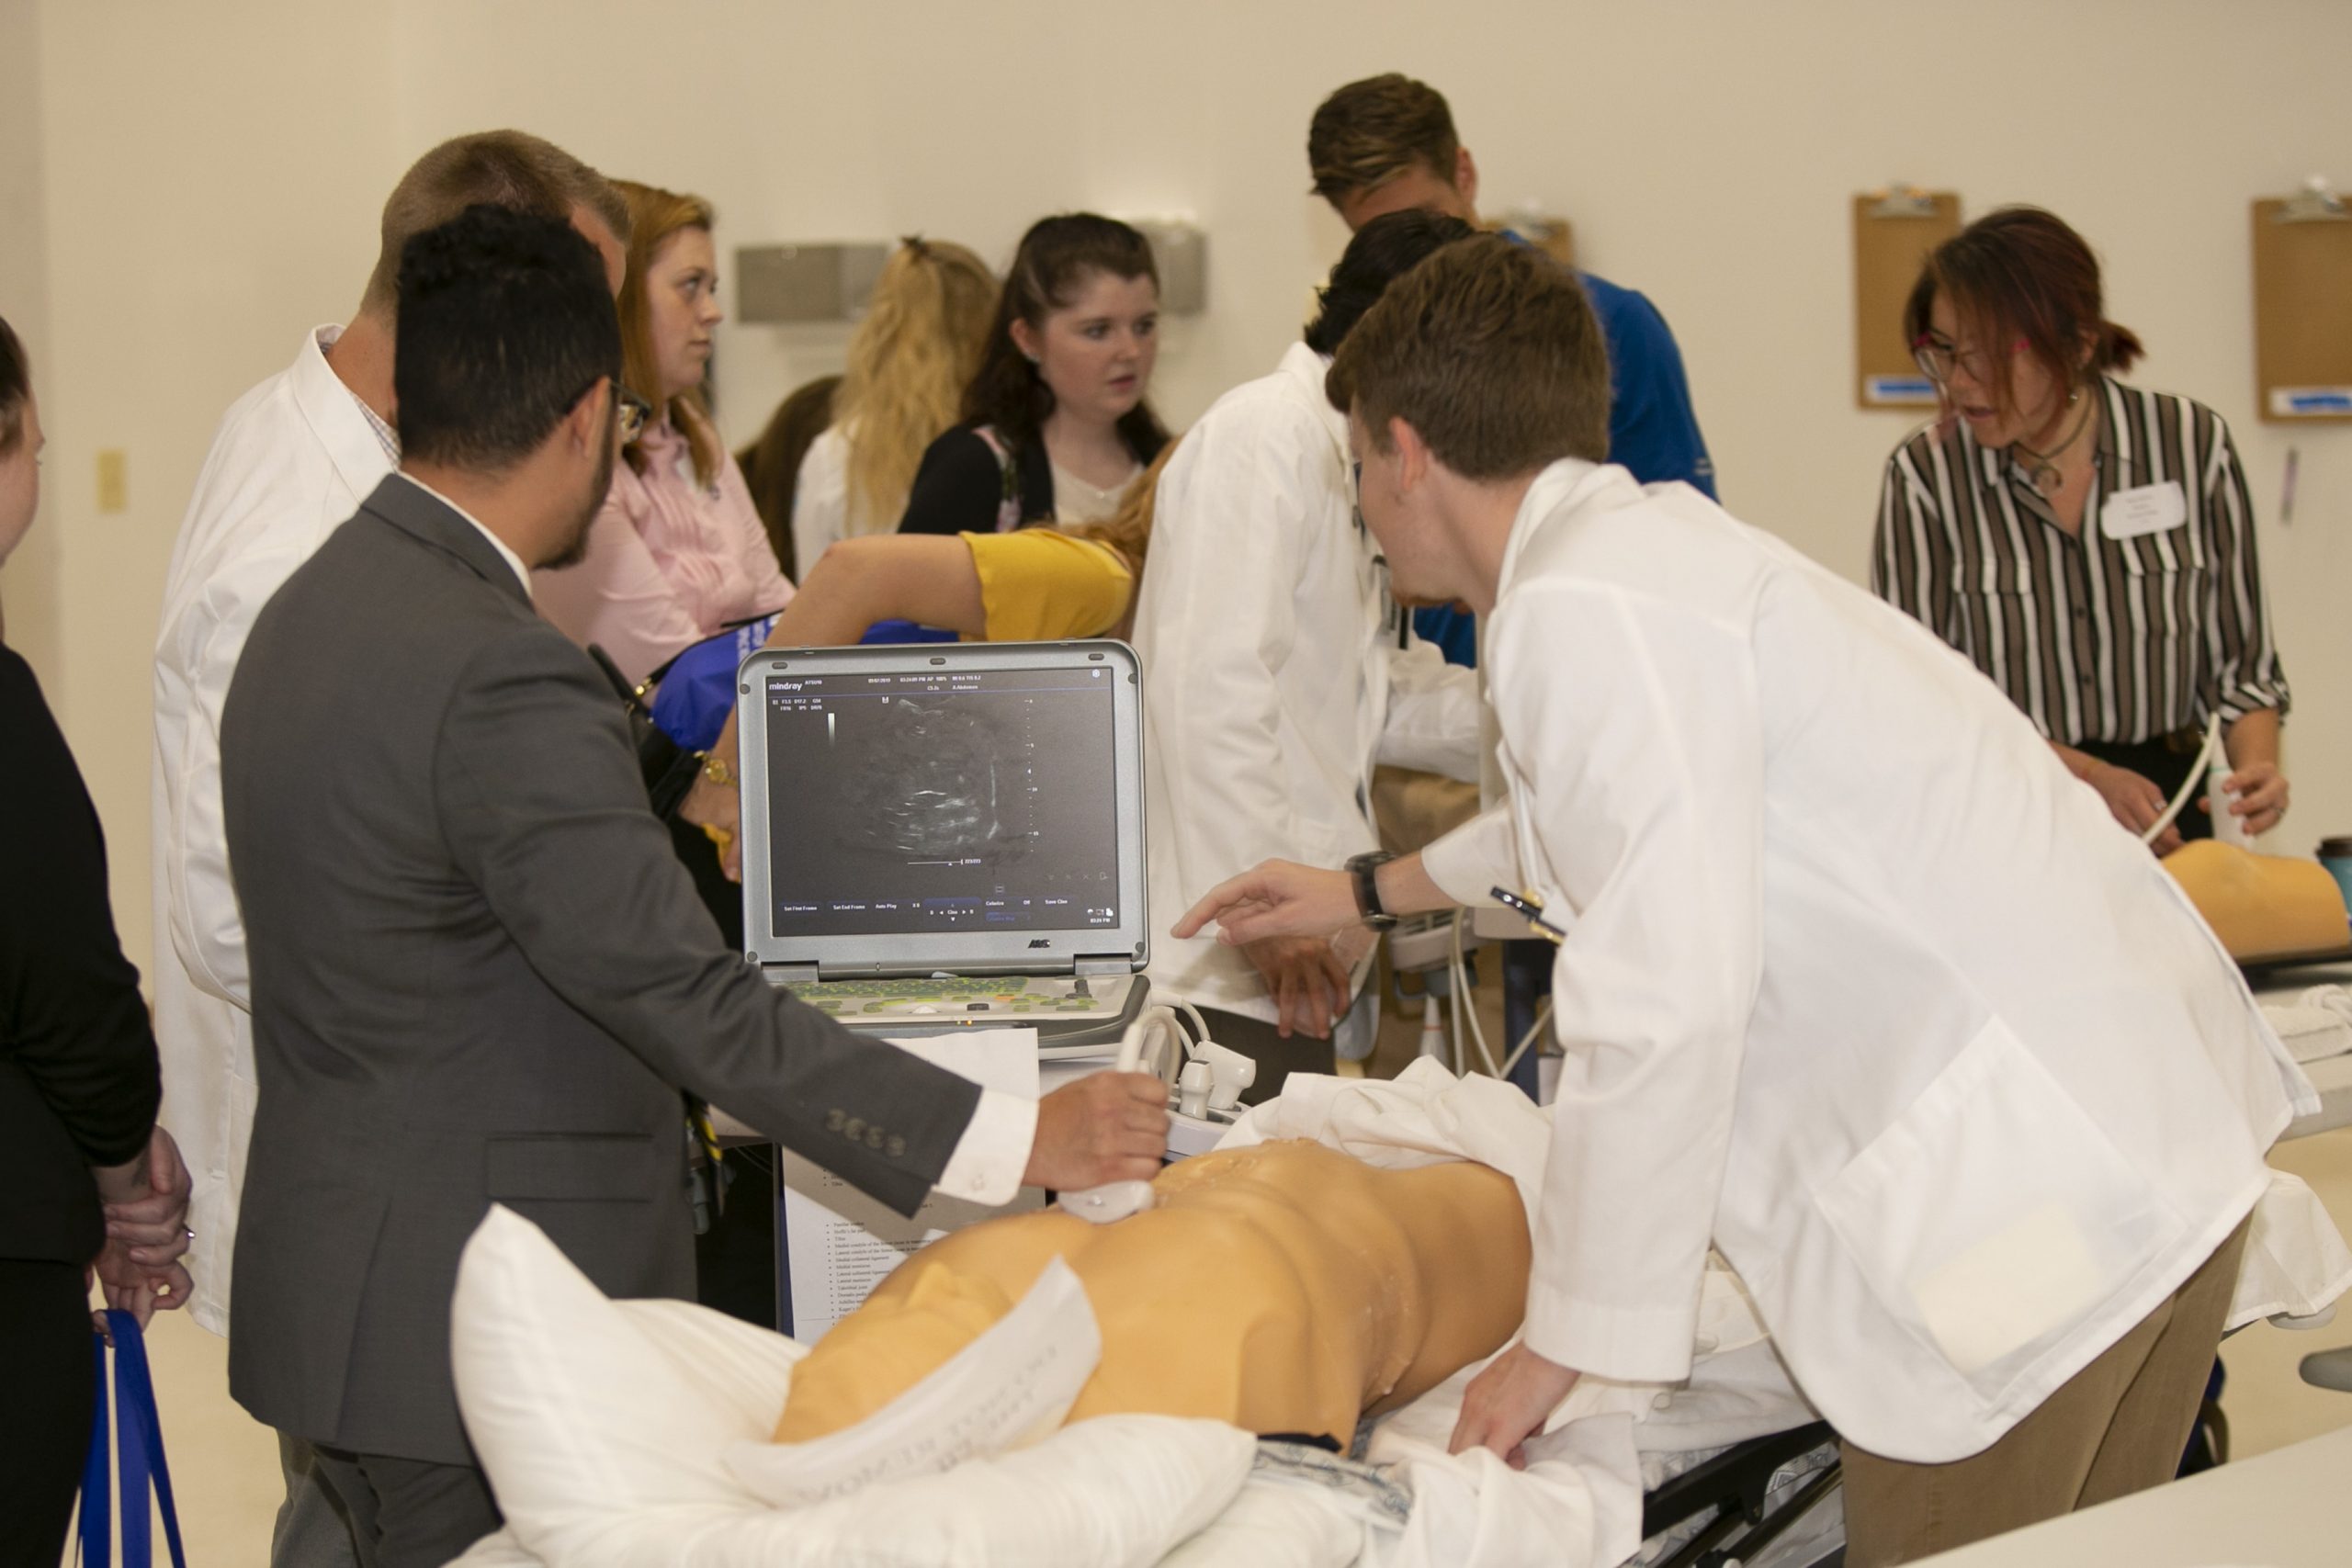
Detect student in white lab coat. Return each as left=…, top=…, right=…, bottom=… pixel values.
left=150, top=130, right=628, bottom=1568
left=1135, top=210, right=1483, bottom=1099
left=1174, top=236, right=2337, bottom=1564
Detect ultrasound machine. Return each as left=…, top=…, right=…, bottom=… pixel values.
left=735, top=637, right=1152, bottom=1049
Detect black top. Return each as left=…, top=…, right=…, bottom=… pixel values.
left=897, top=424, right=1057, bottom=536
left=897, top=421, right=1167, bottom=537
left=0, top=646, right=161, bottom=1265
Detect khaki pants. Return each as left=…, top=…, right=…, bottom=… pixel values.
left=1842, top=1215, right=2252, bottom=1566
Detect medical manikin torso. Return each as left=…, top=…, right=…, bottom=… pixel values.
left=775, top=1140, right=1530, bottom=1448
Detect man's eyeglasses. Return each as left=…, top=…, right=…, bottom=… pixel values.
left=614, top=381, right=654, bottom=445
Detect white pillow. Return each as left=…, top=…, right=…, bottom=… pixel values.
left=683, top=1416, right=1252, bottom=1568
left=450, top=1205, right=796, bottom=1546
left=450, top=1205, right=1256, bottom=1568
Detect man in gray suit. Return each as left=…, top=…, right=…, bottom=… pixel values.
left=220, top=206, right=1168, bottom=1567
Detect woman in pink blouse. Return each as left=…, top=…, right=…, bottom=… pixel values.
left=536, top=179, right=793, bottom=684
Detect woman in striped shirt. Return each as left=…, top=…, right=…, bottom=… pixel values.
left=1872, top=208, right=2290, bottom=852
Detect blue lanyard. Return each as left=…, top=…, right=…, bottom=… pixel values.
left=79, top=1310, right=188, bottom=1568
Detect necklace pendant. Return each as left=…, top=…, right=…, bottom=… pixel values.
left=2031, top=461, right=2062, bottom=499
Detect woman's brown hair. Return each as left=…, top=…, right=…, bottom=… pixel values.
left=963, top=213, right=1169, bottom=465
left=1903, top=207, right=2144, bottom=415
left=614, top=180, right=724, bottom=488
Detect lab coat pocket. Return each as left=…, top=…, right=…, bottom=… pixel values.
left=1815, top=1016, right=2183, bottom=1393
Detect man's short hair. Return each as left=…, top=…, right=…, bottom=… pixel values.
left=393, top=206, right=621, bottom=474
left=1307, top=73, right=1460, bottom=205
left=1303, top=209, right=1478, bottom=355
left=362, top=130, right=629, bottom=316
left=1327, top=234, right=1610, bottom=479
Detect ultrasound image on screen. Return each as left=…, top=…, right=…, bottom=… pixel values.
left=763, top=667, right=1120, bottom=941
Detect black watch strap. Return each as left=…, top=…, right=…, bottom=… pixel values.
left=1346, top=852, right=1400, bottom=930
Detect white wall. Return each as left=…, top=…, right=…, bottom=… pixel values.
left=16, top=0, right=2352, bottom=978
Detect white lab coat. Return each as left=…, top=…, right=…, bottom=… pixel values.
left=151, top=327, right=394, bottom=1333
left=1421, top=459, right=2329, bottom=1463
left=1136, top=343, right=1479, bottom=1025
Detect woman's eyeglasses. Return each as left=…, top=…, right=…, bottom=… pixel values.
left=1912, top=333, right=2026, bottom=386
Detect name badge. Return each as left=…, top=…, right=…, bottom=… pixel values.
left=2099, top=481, right=2187, bottom=540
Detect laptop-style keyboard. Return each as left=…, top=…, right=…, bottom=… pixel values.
left=790, top=975, right=1122, bottom=1017
left=800, top=976, right=1031, bottom=998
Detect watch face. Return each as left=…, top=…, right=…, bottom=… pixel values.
left=1348, top=851, right=1396, bottom=922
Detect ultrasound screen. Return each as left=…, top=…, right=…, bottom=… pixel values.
left=762, top=666, right=1121, bottom=941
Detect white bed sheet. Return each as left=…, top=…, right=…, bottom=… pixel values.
left=447, top=1060, right=1816, bottom=1568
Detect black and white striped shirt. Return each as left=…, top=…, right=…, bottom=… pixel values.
left=1871, top=378, right=2289, bottom=746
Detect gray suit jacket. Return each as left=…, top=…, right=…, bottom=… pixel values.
left=220, top=474, right=981, bottom=1464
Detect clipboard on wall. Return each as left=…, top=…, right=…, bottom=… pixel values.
left=2253, top=181, right=2352, bottom=423
left=1854, top=188, right=1961, bottom=410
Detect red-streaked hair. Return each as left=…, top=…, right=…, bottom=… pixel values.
left=611, top=180, right=724, bottom=489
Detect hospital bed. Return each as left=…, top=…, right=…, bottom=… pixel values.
left=672, top=976, right=2352, bottom=1568
left=2252, top=958, right=2352, bottom=1139
left=645, top=936, right=2352, bottom=1568
left=457, top=1059, right=1852, bottom=1568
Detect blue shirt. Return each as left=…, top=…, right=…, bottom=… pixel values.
left=1415, top=268, right=1715, bottom=666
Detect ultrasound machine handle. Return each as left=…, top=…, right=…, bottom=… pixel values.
left=1054, top=1006, right=1207, bottom=1225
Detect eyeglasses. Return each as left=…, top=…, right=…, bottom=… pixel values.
left=1912, top=333, right=2027, bottom=387
left=614, top=381, right=654, bottom=445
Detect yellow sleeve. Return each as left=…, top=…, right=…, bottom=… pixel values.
left=962, top=530, right=1136, bottom=642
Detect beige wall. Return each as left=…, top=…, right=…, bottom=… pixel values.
left=15, top=0, right=2352, bottom=979
left=0, top=0, right=58, bottom=673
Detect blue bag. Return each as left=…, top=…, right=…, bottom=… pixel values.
left=79, top=1309, right=187, bottom=1568
left=645, top=614, right=956, bottom=754
left=647, top=615, right=777, bottom=754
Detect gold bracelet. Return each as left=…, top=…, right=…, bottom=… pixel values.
left=699, top=752, right=737, bottom=788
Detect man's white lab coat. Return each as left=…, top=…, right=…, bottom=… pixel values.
left=1136, top=343, right=1479, bottom=1025
left=1420, top=458, right=2330, bottom=1463
left=152, top=327, right=394, bottom=1332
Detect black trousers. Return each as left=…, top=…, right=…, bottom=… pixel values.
left=0, top=1258, right=96, bottom=1567
left=1194, top=1007, right=1335, bottom=1105
left=2077, top=732, right=2214, bottom=842
left=664, top=815, right=781, bottom=1327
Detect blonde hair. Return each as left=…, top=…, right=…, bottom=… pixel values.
left=615, top=180, right=724, bottom=489
left=1066, top=435, right=1180, bottom=577
left=832, top=238, right=999, bottom=536
left=363, top=130, right=628, bottom=318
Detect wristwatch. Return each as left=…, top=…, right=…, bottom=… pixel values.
left=1345, top=851, right=1399, bottom=931
left=698, top=752, right=737, bottom=789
